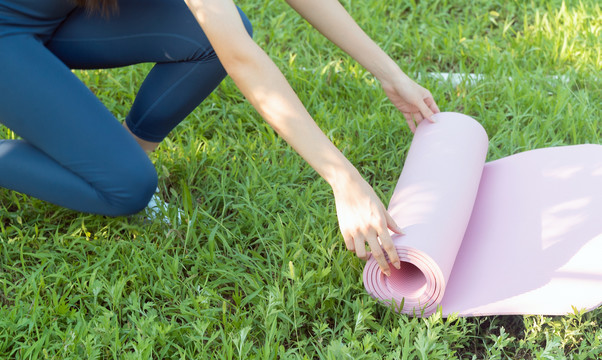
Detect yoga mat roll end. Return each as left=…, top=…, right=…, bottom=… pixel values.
left=363, top=246, right=446, bottom=316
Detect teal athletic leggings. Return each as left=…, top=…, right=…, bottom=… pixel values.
left=0, top=0, right=252, bottom=216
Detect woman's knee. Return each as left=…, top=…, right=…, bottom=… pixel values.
left=122, top=162, right=158, bottom=215
left=101, top=158, right=158, bottom=216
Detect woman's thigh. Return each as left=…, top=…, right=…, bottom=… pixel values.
left=0, top=34, right=156, bottom=215
left=44, top=0, right=253, bottom=142
left=46, top=0, right=252, bottom=68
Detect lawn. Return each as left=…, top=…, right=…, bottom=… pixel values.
left=1, top=0, right=601, bottom=358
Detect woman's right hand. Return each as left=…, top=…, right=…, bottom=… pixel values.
left=332, top=173, right=402, bottom=276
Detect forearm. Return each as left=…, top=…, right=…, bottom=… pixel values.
left=285, top=0, right=404, bottom=83
left=185, top=0, right=402, bottom=273
left=184, top=0, right=359, bottom=188
left=226, top=41, right=362, bottom=189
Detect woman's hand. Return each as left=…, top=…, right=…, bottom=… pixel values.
left=381, top=74, right=440, bottom=133
left=284, top=0, right=440, bottom=132
left=332, top=174, right=402, bottom=276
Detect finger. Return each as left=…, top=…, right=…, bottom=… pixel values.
left=408, top=120, right=416, bottom=133
left=354, top=235, right=368, bottom=260
left=412, top=111, right=424, bottom=123
left=379, top=229, right=400, bottom=270
left=384, top=210, right=404, bottom=235
left=412, top=112, right=428, bottom=131
left=343, top=232, right=355, bottom=251
left=418, top=101, right=435, bottom=123
left=404, top=113, right=416, bottom=133
left=425, top=96, right=441, bottom=114
left=367, top=236, right=390, bottom=276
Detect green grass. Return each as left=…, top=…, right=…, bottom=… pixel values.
left=1, top=0, right=601, bottom=358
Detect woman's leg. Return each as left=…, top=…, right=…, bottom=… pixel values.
left=46, top=0, right=253, bottom=151
left=0, top=35, right=157, bottom=216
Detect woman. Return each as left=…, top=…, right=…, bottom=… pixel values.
left=0, top=0, right=439, bottom=275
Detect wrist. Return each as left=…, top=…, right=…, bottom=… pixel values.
left=372, top=57, right=405, bottom=85
left=327, top=165, right=365, bottom=195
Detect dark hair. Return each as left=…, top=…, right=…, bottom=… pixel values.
left=73, top=0, right=118, bottom=15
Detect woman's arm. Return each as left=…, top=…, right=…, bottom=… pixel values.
left=285, top=0, right=440, bottom=131
left=184, top=0, right=401, bottom=274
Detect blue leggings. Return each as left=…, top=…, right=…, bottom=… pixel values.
left=0, top=0, right=253, bottom=216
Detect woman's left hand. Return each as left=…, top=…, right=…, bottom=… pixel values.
left=381, top=74, right=440, bottom=133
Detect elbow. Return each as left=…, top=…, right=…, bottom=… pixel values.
left=214, top=12, right=256, bottom=75
left=219, top=37, right=264, bottom=77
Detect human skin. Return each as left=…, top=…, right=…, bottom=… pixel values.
left=143, top=0, right=440, bottom=275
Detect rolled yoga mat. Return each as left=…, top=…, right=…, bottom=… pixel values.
left=363, top=112, right=602, bottom=317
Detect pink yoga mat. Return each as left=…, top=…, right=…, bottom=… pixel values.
left=363, top=112, right=602, bottom=317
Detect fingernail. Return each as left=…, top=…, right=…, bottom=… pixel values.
left=394, top=261, right=401, bottom=269
left=383, top=269, right=391, bottom=277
